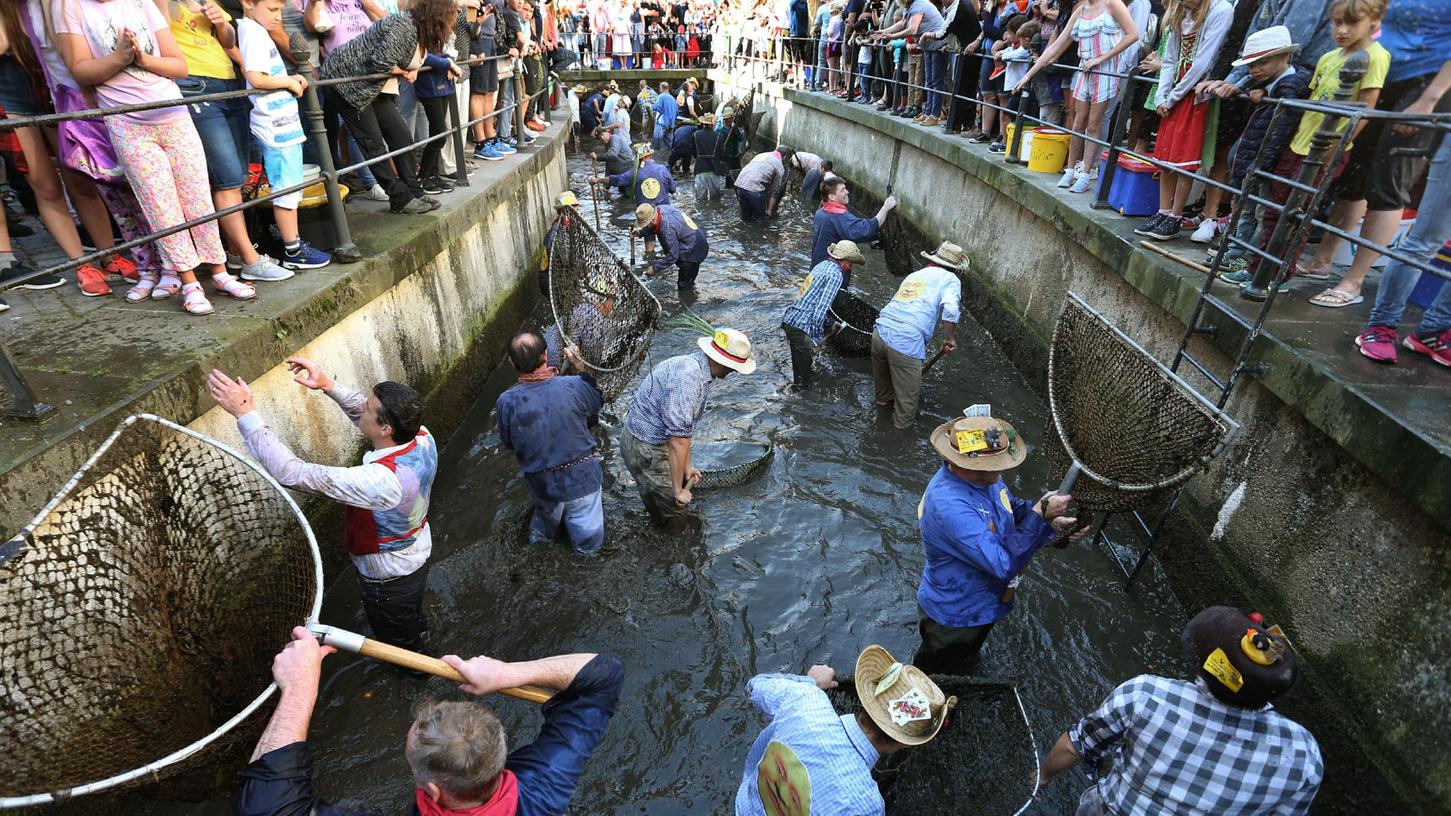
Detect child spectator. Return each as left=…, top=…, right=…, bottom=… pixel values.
left=674, top=24, right=687, bottom=65
left=991, top=15, right=1034, bottom=154
left=1244, top=0, right=1387, bottom=295
left=57, top=0, right=252, bottom=315
left=1207, top=26, right=1311, bottom=281
left=413, top=36, right=464, bottom=195
left=239, top=0, right=333, bottom=270
left=851, top=19, right=873, bottom=102
left=651, top=40, right=666, bottom=69
left=1012, top=0, right=1140, bottom=192
left=686, top=26, right=700, bottom=66
left=1134, top=0, right=1233, bottom=240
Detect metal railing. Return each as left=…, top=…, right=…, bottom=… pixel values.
left=0, top=45, right=561, bottom=419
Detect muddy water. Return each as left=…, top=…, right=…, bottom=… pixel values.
left=155, top=148, right=1189, bottom=815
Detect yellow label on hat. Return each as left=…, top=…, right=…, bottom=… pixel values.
left=955, top=429, right=987, bottom=454
left=713, top=329, right=729, bottom=348
left=1203, top=647, right=1244, bottom=692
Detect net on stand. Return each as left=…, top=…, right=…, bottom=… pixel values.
left=0, top=415, right=322, bottom=809
left=547, top=211, right=662, bottom=401
left=1042, top=293, right=1239, bottom=521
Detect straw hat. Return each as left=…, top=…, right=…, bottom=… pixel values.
left=1231, top=26, right=1297, bottom=67
left=635, top=143, right=655, bottom=160
left=920, top=241, right=970, bottom=272
left=855, top=644, right=955, bottom=747
left=606, top=79, right=620, bottom=91
left=929, top=415, right=1027, bottom=472
left=570, top=84, right=587, bottom=94
left=721, top=105, right=735, bottom=118
left=634, top=203, right=658, bottom=229
left=698, top=328, right=757, bottom=374
left=700, top=112, right=717, bottom=126
left=555, top=190, right=579, bottom=208
left=827, top=240, right=866, bottom=265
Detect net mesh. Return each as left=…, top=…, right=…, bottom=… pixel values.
left=547, top=212, right=662, bottom=401
left=692, top=442, right=774, bottom=490
left=829, top=676, right=1037, bottom=815
left=827, top=288, right=879, bottom=357
left=1043, top=293, right=1237, bottom=517
left=0, top=415, right=319, bottom=806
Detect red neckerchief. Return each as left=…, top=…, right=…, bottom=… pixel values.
left=821, top=201, right=848, bottom=214
left=517, top=366, right=559, bottom=384
left=413, top=771, right=519, bottom=816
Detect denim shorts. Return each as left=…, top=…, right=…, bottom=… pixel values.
left=262, top=142, right=304, bottom=210
left=176, top=74, right=252, bottom=190
left=0, top=57, right=43, bottom=116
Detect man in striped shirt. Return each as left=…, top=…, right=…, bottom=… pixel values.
left=621, top=328, right=757, bottom=528
left=781, top=239, right=866, bottom=389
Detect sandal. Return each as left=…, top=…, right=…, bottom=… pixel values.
left=151, top=274, right=182, bottom=300
left=181, top=282, right=214, bottom=316
left=1297, top=264, right=1334, bottom=281
left=126, top=271, right=158, bottom=303
left=1309, top=288, right=1363, bottom=308
left=211, top=271, right=257, bottom=301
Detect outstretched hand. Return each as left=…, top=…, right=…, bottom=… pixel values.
left=207, top=369, right=255, bottom=417
left=807, top=664, right=838, bottom=690
left=286, top=357, right=334, bottom=391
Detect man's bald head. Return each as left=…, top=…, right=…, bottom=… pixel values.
left=508, top=332, right=548, bottom=372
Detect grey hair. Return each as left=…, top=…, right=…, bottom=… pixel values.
left=407, top=700, right=509, bottom=800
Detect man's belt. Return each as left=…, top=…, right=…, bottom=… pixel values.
left=545, top=452, right=596, bottom=472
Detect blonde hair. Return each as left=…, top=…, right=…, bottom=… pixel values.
left=1165, top=0, right=1212, bottom=37
left=1329, top=0, right=1387, bottom=22
left=407, top=700, right=508, bottom=801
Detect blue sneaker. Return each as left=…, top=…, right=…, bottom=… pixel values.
left=495, top=140, right=518, bottom=155
left=474, top=143, right=505, bottom=162
left=520, top=131, right=536, bottom=144
left=281, top=240, right=332, bottom=270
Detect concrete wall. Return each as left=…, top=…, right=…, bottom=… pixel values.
left=716, top=75, right=1451, bottom=813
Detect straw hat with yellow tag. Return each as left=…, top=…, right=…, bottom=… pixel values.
left=930, top=415, right=1027, bottom=471
left=855, top=644, right=955, bottom=746
left=698, top=328, right=757, bottom=374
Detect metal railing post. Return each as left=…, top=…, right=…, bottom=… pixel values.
left=1242, top=52, right=1369, bottom=299
left=0, top=343, right=51, bottom=420
left=1091, top=71, right=1138, bottom=209
left=447, top=90, right=471, bottom=187
left=1005, top=88, right=1030, bottom=165
left=293, top=53, right=362, bottom=263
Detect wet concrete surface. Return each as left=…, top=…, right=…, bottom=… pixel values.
left=136, top=147, right=1191, bottom=816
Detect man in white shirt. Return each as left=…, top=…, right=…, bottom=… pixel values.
left=207, top=357, right=436, bottom=651
left=871, top=241, right=965, bottom=428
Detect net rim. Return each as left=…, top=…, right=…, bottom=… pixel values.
left=0, top=413, right=324, bottom=809
left=547, top=213, right=662, bottom=375
left=1046, top=292, right=1241, bottom=494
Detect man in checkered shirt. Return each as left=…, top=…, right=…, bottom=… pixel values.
left=1040, top=606, right=1324, bottom=815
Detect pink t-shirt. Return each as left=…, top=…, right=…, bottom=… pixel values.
left=318, top=0, right=374, bottom=57
left=56, top=0, right=184, bottom=124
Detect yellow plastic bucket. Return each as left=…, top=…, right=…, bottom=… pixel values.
left=1003, top=124, right=1035, bottom=161
left=1027, top=128, right=1071, bottom=174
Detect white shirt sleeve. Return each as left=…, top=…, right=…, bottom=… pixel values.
left=236, top=411, right=402, bottom=511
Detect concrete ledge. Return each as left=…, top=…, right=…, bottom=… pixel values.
left=736, top=79, right=1451, bottom=530
left=0, top=125, right=568, bottom=536
left=560, top=67, right=710, bottom=85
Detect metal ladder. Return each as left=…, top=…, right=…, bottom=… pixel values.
left=1098, top=53, right=1370, bottom=589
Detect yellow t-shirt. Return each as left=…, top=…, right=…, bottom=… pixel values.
left=1289, top=41, right=1390, bottom=156
left=164, top=0, right=237, bottom=79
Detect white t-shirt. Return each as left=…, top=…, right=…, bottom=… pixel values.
left=238, top=17, right=306, bottom=148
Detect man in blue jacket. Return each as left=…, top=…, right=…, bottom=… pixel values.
left=635, top=202, right=709, bottom=290
left=233, top=628, right=622, bottom=816
left=811, top=177, right=896, bottom=271
left=651, top=81, right=680, bottom=156
left=915, top=412, right=1080, bottom=674
left=591, top=144, right=676, bottom=250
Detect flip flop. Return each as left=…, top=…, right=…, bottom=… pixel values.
left=1296, top=264, right=1335, bottom=281
left=1309, top=288, right=1363, bottom=308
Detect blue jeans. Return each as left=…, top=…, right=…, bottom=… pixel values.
left=737, top=187, right=768, bottom=221
left=529, top=489, right=606, bottom=554
left=176, top=75, right=251, bottom=190
left=1367, top=135, right=1451, bottom=334
left=924, top=49, right=948, bottom=117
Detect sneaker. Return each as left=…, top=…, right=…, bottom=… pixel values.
left=920, top=115, right=940, bottom=126
left=988, top=141, right=1006, bottom=154
left=76, top=264, right=112, bottom=297
left=420, top=176, right=454, bottom=195
left=1190, top=216, right=1223, bottom=244
left=0, top=295, right=8, bottom=313
left=1356, top=326, right=1400, bottom=364
left=3, top=263, right=64, bottom=290
left=963, top=127, right=985, bottom=140
left=1134, top=212, right=1168, bottom=236
left=1068, top=169, right=1096, bottom=194
left=907, top=106, right=922, bottom=118
left=1058, top=163, right=1081, bottom=188
left=421, top=195, right=441, bottom=209
left=392, top=197, right=436, bottom=215
left=1144, top=215, right=1182, bottom=241
left=1219, top=269, right=1253, bottom=286
left=6, top=218, right=33, bottom=238
left=1404, top=328, right=1451, bottom=367
left=239, top=255, right=294, bottom=282
left=280, top=241, right=332, bottom=270
left=521, top=132, right=536, bottom=144
left=495, top=140, right=518, bottom=155
left=1218, top=256, right=1249, bottom=275
left=969, top=131, right=993, bottom=144
left=525, top=119, right=548, bottom=132
left=912, top=113, right=927, bottom=124
left=1179, top=215, right=1202, bottom=232
left=364, top=184, right=390, bottom=202
left=102, top=256, right=140, bottom=283
left=474, top=143, right=505, bottom=162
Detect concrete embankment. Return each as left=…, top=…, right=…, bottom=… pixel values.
left=711, top=73, right=1451, bottom=813
left=0, top=124, right=568, bottom=556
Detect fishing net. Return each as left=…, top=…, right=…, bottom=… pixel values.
left=692, top=441, right=774, bottom=489
left=827, top=288, right=879, bottom=356
left=0, top=415, right=322, bottom=809
left=1042, top=293, right=1238, bottom=519
left=878, top=210, right=915, bottom=278
left=829, top=675, right=1038, bottom=815
left=547, top=211, right=662, bottom=401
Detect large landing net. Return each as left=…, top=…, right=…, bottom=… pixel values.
left=547, top=212, right=662, bottom=401
left=0, top=415, right=322, bottom=809
left=1043, top=293, right=1239, bottom=517
left=829, top=676, right=1039, bottom=815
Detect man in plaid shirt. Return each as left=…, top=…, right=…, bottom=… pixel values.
left=1040, top=606, right=1323, bottom=815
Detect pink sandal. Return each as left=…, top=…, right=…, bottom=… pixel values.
left=150, top=274, right=183, bottom=300
left=126, top=271, right=159, bottom=303
left=211, top=271, right=256, bottom=301
left=181, top=282, right=214, bottom=316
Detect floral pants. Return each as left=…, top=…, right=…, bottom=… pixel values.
left=104, top=115, right=224, bottom=273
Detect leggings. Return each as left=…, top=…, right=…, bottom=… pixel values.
left=94, top=183, right=162, bottom=274
left=104, top=116, right=224, bottom=274
left=417, top=95, right=449, bottom=180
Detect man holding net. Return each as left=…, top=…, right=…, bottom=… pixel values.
left=871, top=242, right=965, bottom=429
left=207, top=360, right=435, bottom=653
left=914, top=413, right=1080, bottom=675
left=234, top=627, right=623, bottom=816
left=634, top=202, right=709, bottom=291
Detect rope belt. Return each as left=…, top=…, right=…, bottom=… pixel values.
left=546, top=451, right=596, bottom=472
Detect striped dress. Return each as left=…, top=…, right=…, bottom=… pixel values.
left=1069, top=11, right=1124, bottom=103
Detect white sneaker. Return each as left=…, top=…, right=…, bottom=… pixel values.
left=1068, top=169, right=1095, bottom=194
left=1190, top=217, right=1222, bottom=244
left=364, top=184, right=390, bottom=202
left=239, top=255, right=295, bottom=282
left=1057, top=167, right=1077, bottom=188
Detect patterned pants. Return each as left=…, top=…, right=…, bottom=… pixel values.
left=94, top=182, right=162, bottom=274
left=104, top=116, right=224, bottom=273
